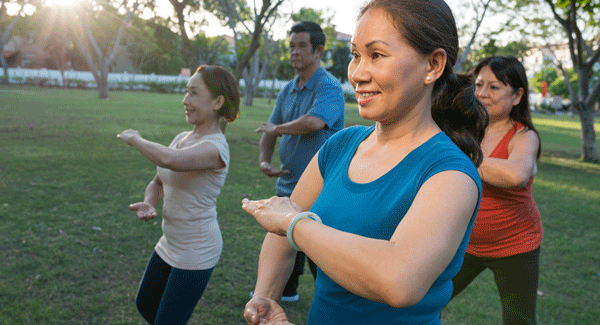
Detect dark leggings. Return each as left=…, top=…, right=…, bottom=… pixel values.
left=451, top=247, right=540, bottom=325
left=283, top=251, right=317, bottom=295
left=136, top=251, right=214, bottom=325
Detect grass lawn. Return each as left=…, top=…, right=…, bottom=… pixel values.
left=1, top=85, right=598, bottom=324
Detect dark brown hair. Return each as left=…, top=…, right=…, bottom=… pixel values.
left=471, top=56, right=541, bottom=159
left=195, top=65, right=240, bottom=123
left=360, top=0, right=488, bottom=166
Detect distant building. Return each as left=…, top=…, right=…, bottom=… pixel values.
left=522, top=43, right=572, bottom=78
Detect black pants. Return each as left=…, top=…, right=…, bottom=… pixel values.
left=136, top=251, right=214, bottom=325
left=450, top=247, right=540, bottom=325
left=283, top=251, right=317, bottom=295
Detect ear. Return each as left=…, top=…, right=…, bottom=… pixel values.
left=512, top=87, right=524, bottom=106
left=213, top=95, right=225, bottom=111
left=314, top=44, right=325, bottom=58
left=425, top=48, right=447, bottom=85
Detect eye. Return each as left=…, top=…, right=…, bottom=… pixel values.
left=371, top=52, right=383, bottom=60
left=351, top=51, right=360, bottom=60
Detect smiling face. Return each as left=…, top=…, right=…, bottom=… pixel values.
left=474, top=65, right=523, bottom=122
left=182, top=73, right=221, bottom=126
left=348, top=8, right=431, bottom=125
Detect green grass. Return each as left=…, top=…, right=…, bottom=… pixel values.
left=1, top=85, right=598, bottom=324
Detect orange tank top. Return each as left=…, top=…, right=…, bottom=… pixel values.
left=467, top=123, right=543, bottom=258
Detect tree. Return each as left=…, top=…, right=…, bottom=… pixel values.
left=538, top=0, right=600, bottom=162
left=191, top=32, right=232, bottom=67
left=328, top=42, right=350, bottom=83
left=37, top=5, right=72, bottom=87
left=240, top=30, right=279, bottom=106
left=0, top=0, right=29, bottom=82
left=454, top=0, right=495, bottom=73
left=462, top=38, right=531, bottom=71
left=70, top=0, right=142, bottom=99
left=208, top=0, right=286, bottom=81
left=530, top=66, right=580, bottom=99
left=128, top=18, right=186, bottom=75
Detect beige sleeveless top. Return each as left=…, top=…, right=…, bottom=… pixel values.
left=154, top=132, right=229, bottom=270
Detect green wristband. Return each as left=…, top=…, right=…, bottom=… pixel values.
left=286, top=212, right=322, bottom=251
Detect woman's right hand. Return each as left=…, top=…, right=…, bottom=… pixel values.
left=128, top=202, right=157, bottom=221
left=244, top=296, right=293, bottom=325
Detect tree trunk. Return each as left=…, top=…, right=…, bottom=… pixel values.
left=0, top=54, right=7, bottom=84
left=577, top=106, right=599, bottom=162
left=97, top=65, right=110, bottom=99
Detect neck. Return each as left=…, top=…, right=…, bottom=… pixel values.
left=296, top=62, right=320, bottom=88
left=374, top=105, right=440, bottom=145
left=191, top=119, right=222, bottom=136
left=487, top=116, right=513, bottom=133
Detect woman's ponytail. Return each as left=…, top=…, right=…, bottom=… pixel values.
left=432, top=72, right=488, bottom=167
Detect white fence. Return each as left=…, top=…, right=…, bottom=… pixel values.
left=0, top=67, right=355, bottom=93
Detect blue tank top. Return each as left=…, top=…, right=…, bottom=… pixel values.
left=307, top=125, right=482, bottom=325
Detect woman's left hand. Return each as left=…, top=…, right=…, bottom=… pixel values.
left=242, top=197, right=302, bottom=236
left=117, top=129, right=141, bottom=145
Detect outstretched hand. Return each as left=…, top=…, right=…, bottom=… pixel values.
left=244, top=296, right=294, bottom=325
left=129, top=202, right=157, bottom=221
left=255, top=122, right=279, bottom=137
left=259, top=162, right=290, bottom=178
left=242, top=197, right=302, bottom=236
left=117, top=129, right=141, bottom=146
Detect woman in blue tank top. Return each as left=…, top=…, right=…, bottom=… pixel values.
left=241, top=1, right=489, bottom=324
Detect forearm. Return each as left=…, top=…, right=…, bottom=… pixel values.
left=273, top=115, right=325, bottom=136
left=253, top=233, right=297, bottom=300
left=143, top=177, right=163, bottom=207
left=259, top=133, right=277, bottom=164
left=291, top=219, right=415, bottom=306
left=478, top=157, right=533, bottom=188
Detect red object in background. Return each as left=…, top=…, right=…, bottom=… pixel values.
left=542, top=81, right=547, bottom=97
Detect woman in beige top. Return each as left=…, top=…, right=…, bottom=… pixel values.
left=117, top=65, right=240, bottom=325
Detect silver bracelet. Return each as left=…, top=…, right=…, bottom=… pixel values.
left=286, top=212, right=322, bottom=251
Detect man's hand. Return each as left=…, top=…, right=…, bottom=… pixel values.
left=259, top=162, right=290, bottom=177
left=244, top=296, right=294, bottom=325
left=256, top=122, right=279, bottom=137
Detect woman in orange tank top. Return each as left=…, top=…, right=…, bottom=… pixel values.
left=447, top=56, right=543, bottom=325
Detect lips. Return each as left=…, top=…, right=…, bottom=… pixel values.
left=355, top=91, right=379, bottom=105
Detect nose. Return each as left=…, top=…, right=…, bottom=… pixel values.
left=182, top=92, right=190, bottom=105
left=348, top=59, right=370, bottom=86
left=475, top=85, right=488, bottom=99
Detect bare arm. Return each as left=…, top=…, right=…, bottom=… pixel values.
left=143, top=174, right=164, bottom=207
left=129, top=174, right=164, bottom=221
left=245, top=169, right=478, bottom=308
left=257, top=132, right=289, bottom=177
left=118, top=130, right=224, bottom=172
left=252, top=154, right=324, bottom=297
left=479, top=129, right=539, bottom=188
left=256, top=115, right=326, bottom=137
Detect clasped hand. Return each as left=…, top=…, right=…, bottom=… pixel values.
left=242, top=197, right=302, bottom=236
left=244, top=296, right=294, bottom=325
